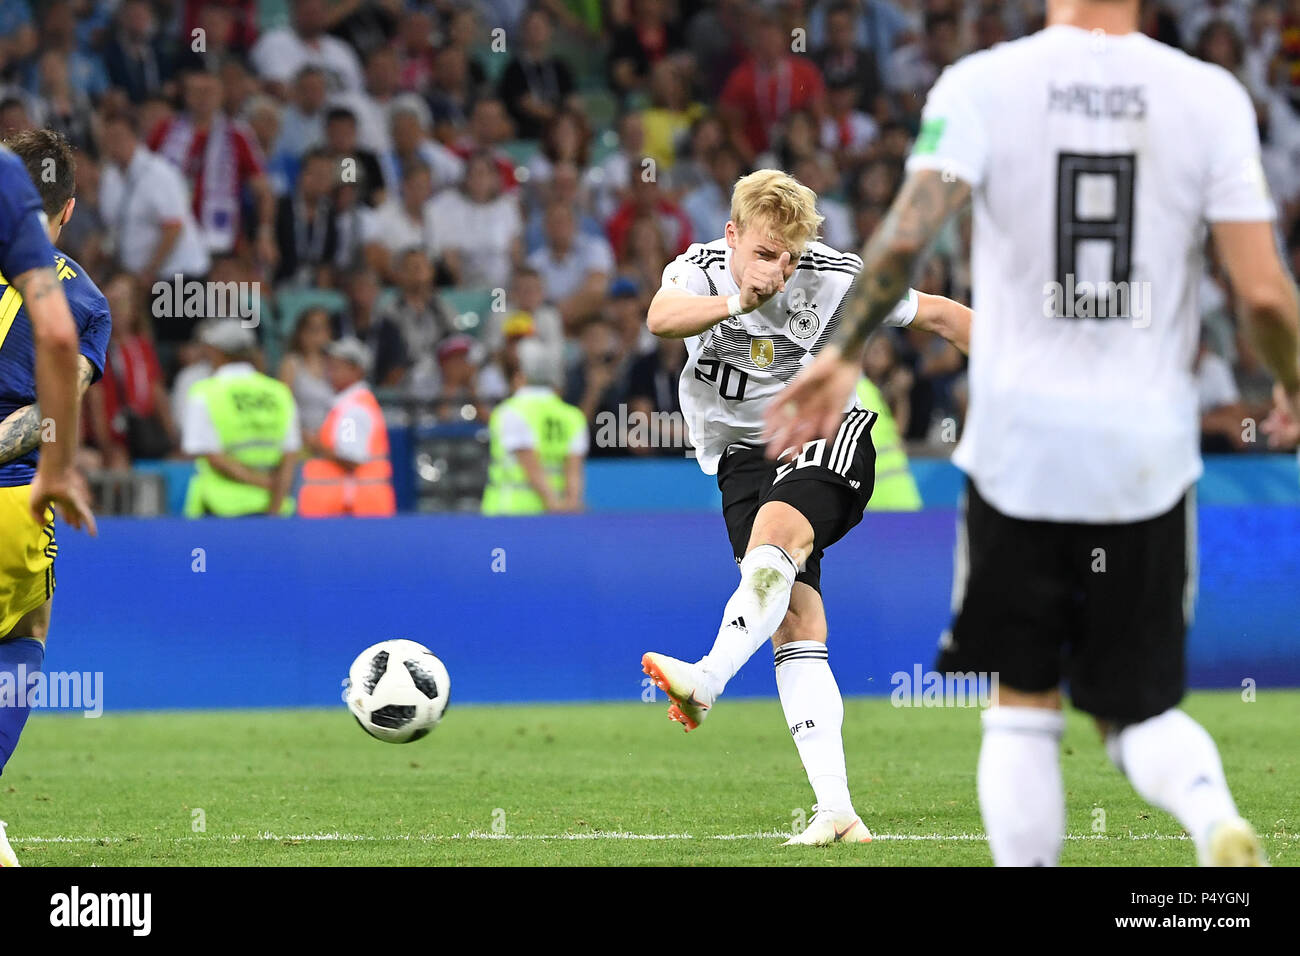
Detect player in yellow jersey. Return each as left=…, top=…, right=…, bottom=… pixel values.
left=0, top=130, right=109, bottom=866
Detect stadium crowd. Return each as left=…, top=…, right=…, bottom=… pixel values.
left=3, top=0, right=1299, bottom=472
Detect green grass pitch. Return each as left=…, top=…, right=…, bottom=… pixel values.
left=5, top=690, right=1296, bottom=866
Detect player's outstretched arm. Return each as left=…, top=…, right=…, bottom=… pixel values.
left=765, top=170, right=969, bottom=453
left=1212, top=221, right=1300, bottom=439
left=0, top=356, right=98, bottom=466
left=14, top=266, right=96, bottom=533
left=913, top=292, right=972, bottom=354
left=646, top=288, right=733, bottom=339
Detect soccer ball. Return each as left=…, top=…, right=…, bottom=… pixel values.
left=345, top=640, right=451, bottom=743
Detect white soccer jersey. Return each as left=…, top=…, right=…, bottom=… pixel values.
left=661, top=238, right=864, bottom=474
left=908, top=25, right=1274, bottom=523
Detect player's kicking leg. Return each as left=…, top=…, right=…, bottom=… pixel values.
left=0, top=599, right=52, bottom=869
left=642, top=500, right=807, bottom=732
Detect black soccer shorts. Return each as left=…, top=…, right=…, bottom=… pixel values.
left=935, top=478, right=1195, bottom=723
left=717, top=408, right=877, bottom=593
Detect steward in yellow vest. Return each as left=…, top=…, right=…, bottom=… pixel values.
left=856, top=376, right=923, bottom=511
left=482, top=339, right=587, bottom=515
left=181, top=321, right=300, bottom=517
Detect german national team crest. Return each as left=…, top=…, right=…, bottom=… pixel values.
left=789, top=309, right=820, bottom=340
left=751, top=338, right=774, bottom=368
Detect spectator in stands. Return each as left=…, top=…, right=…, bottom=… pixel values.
left=427, top=44, right=479, bottom=135
left=273, top=148, right=340, bottom=288
left=794, top=152, right=854, bottom=251
left=434, top=335, right=487, bottom=423
left=451, top=97, right=519, bottom=192
left=363, top=163, right=441, bottom=282
left=606, top=174, right=692, bottom=260
left=331, top=44, right=402, bottom=157
left=482, top=338, right=588, bottom=515
left=278, top=306, right=340, bottom=451
left=59, top=151, right=109, bottom=280
left=0, top=96, right=37, bottom=134
left=885, top=11, right=962, bottom=114
left=34, top=50, right=94, bottom=151
left=719, top=9, right=826, bottom=160
left=384, top=93, right=463, bottom=193
left=641, top=60, right=701, bottom=173
left=99, top=111, right=211, bottom=343
left=249, top=0, right=364, bottom=95
left=297, top=337, right=397, bottom=517
left=87, top=273, right=176, bottom=467
left=395, top=6, right=440, bottom=93
left=586, top=110, right=641, bottom=221
left=626, top=335, right=687, bottom=457
left=815, top=2, right=884, bottom=113
left=323, top=105, right=386, bottom=207
left=36, top=0, right=109, bottom=102
left=373, top=247, right=454, bottom=395
left=608, top=0, right=686, bottom=103
left=432, top=151, right=522, bottom=290
left=0, top=0, right=37, bottom=72
left=175, top=2, right=242, bottom=75
left=682, top=144, right=744, bottom=248
left=276, top=65, right=329, bottom=162
left=149, top=69, right=277, bottom=264
left=821, top=77, right=879, bottom=169
left=498, top=5, right=576, bottom=140
left=527, top=200, right=615, bottom=330
left=180, top=321, right=300, bottom=517
left=805, top=0, right=911, bottom=69
left=670, top=114, right=729, bottom=194
left=526, top=108, right=591, bottom=191
left=244, top=94, right=295, bottom=198
left=566, top=318, right=632, bottom=457
left=525, top=159, right=603, bottom=254
left=482, top=266, right=565, bottom=358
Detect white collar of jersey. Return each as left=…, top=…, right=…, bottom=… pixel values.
left=515, top=385, right=554, bottom=398
left=214, top=362, right=256, bottom=377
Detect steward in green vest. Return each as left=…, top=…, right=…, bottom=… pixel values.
left=482, top=339, right=587, bottom=515
left=182, top=321, right=299, bottom=517
left=856, top=377, right=923, bottom=511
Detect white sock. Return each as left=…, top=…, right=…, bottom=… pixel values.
left=1105, top=708, right=1238, bottom=852
left=774, top=641, right=853, bottom=813
left=697, top=544, right=797, bottom=697
left=978, top=707, right=1065, bottom=866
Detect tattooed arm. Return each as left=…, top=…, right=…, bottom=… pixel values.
left=12, top=264, right=96, bottom=531
left=833, top=170, right=971, bottom=356
left=0, top=355, right=98, bottom=465
left=764, top=169, right=971, bottom=453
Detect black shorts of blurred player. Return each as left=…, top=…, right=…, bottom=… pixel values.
left=717, top=408, right=877, bottom=645
left=936, top=478, right=1194, bottom=725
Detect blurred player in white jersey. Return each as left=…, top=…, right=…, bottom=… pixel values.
left=640, top=170, right=971, bottom=844
left=768, top=0, right=1300, bottom=865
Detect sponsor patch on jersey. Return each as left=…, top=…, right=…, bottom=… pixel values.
left=788, top=309, right=819, bottom=340
left=750, top=338, right=774, bottom=368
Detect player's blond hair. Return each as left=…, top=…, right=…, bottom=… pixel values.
left=729, top=169, right=823, bottom=253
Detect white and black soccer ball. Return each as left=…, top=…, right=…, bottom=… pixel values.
left=345, top=640, right=451, bottom=743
